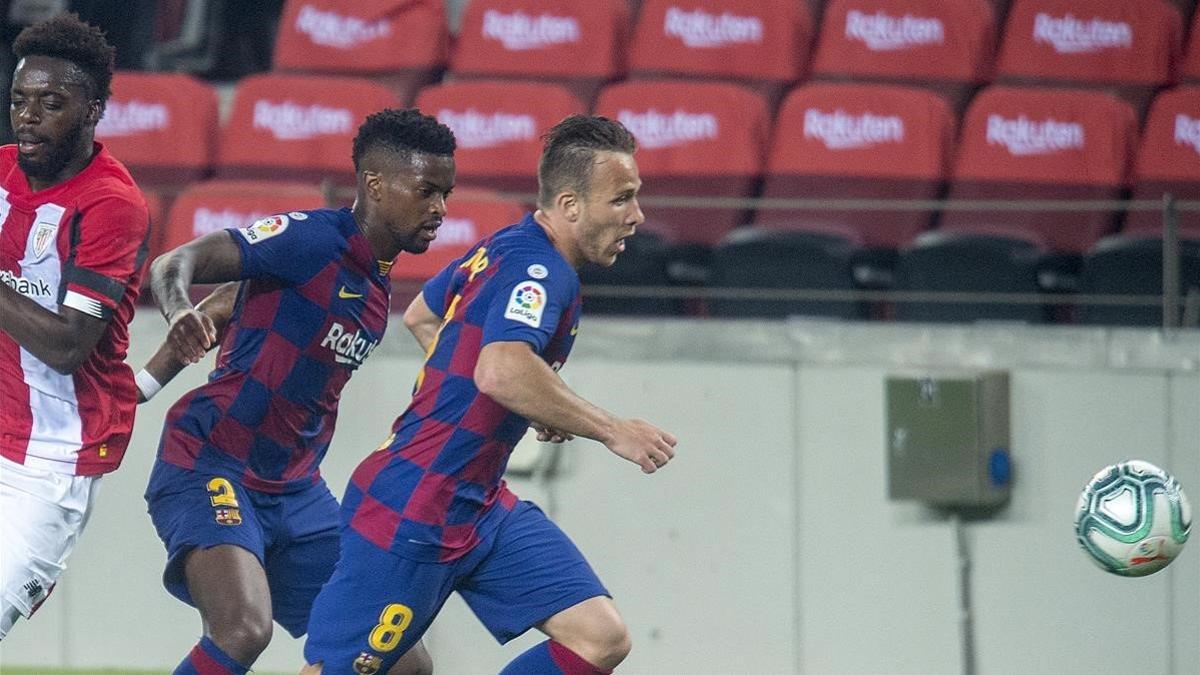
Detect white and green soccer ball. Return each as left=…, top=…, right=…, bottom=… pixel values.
left=1074, top=460, right=1192, bottom=577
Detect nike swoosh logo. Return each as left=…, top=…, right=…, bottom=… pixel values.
left=338, top=286, right=364, bottom=299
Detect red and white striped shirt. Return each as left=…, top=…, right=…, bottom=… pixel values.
left=0, top=142, right=149, bottom=476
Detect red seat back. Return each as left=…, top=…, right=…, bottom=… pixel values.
left=272, top=0, right=448, bottom=102
left=95, top=71, right=218, bottom=187
left=1183, top=10, right=1200, bottom=83
left=1126, top=86, right=1200, bottom=237
left=945, top=85, right=1138, bottom=252
left=758, top=83, right=955, bottom=248
left=594, top=80, right=770, bottom=246
left=216, top=74, right=400, bottom=185
left=392, top=192, right=526, bottom=281
left=161, top=181, right=327, bottom=253
left=451, top=0, right=629, bottom=104
left=414, top=80, right=585, bottom=194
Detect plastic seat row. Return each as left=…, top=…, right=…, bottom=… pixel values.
left=268, top=0, right=1200, bottom=112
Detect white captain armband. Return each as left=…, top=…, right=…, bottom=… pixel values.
left=135, top=369, right=163, bottom=402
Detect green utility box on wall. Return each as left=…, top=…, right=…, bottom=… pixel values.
left=886, top=371, right=1012, bottom=508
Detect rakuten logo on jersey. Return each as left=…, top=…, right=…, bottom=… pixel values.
left=192, top=208, right=270, bottom=236
left=662, top=7, right=763, bottom=48
left=321, top=322, right=378, bottom=366
left=804, top=108, right=905, bottom=150
left=436, top=109, right=536, bottom=149
left=253, top=100, right=353, bottom=141
left=0, top=269, right=52, bottom=298
left=986, top=115, right=1085, bottom=156
left=96, top=100, right=170, bottom=137
left=481, top=10, right=581, bottom=51
left=617, top=109, right=718, bottom=149
left=295, top=5, right=390, bottom=49
left=431, top=218, right=478, bottom=249
left=845, top=10, right=944, bottom=51
left=1175, top=115, right=1200, bottom=155
left=1032, top=13, right=1132, bottom=54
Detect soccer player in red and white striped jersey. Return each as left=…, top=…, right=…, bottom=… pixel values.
left=0, top=14, right=149, bottom=639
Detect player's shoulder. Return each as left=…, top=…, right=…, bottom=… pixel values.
left=74, top=147, right=147, bottom=211
left=235, top=207, right=343, bottom=247
left=488, top=217, right=573, bottom=275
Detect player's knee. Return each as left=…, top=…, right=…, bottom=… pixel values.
left=387, top=646, right=434, bottom=675
left=209, top=612, right=273, bottom=662
left=584, top=617, right=632, bottom=670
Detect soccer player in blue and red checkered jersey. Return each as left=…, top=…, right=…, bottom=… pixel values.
left=140, top=109, right=455, bottom=675
left=302, top=115, right=678, bottom=675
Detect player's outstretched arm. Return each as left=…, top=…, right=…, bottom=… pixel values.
left=136, top=282, right=240, bottom=403
left=475, top=341, right=677, bottom=473
left=150, top=231, right=243, bottom=364
left=403, top=292, right=442, bottom=352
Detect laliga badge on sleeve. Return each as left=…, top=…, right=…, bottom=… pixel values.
left=238, top=214, right=289, bottom=244
left=505, top=280, right=546, bottom=328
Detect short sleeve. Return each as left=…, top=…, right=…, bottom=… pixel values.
left=229, top=212, right=342, bottom=286
left=480, top=255, right=577, bottom=354
left=61, top=196, right=150, bottom=320
left=421, top=256, right=462, bottom=318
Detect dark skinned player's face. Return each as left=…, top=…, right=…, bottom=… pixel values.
left=10, top=55, right=100, bottom=188
left=371, top=153, right=456, bottom=255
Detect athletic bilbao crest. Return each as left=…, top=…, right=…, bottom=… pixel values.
left=33, top=222, right=57, bottom=258
left=354, top=652, right=382, bottom=675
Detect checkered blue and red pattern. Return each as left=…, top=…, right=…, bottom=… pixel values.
left=157, top=208, right=391, bottom=493
left=344, top=215, right=581, bottom=561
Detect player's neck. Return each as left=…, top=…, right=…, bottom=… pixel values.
left=533, top=209, right=584, bottom=269
left=350, top=201, right=398, bottom=265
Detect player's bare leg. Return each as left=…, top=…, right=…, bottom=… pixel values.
left=499, top=596, right=630, bottom=674
left=183, top=544, right=273, bottom=669
left=298, top=640, right=433, bottom=675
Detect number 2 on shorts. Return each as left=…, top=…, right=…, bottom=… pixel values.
left=368, top=603, right=414, bottom=652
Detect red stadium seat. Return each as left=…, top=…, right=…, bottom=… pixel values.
left=391, top=191, right=526, bottom=282
left=942, top=85, right=1138, bottom=254
left=757, top=83, right=955, bottom=250
left=628, top=0, right=813, bottom=104
left=413, top=81, right=585, bottom=194
left=450, top=0, right=630, bottom=105
left=160, top=180, right=327, bottom=254
left=215, top=74, right=400, bottom=185
left=995, top=0, right=1184, bottom=115
left=272, top=0, right=447, bottom=104
left=95, top=71, right=218, bottom=188
left=594, top=80, right=771, bottom=247
left=1125, top=87, right=1200, bottom=238
left=1183, top=10, right=1200, bottom=84
left=812, top=0, right=998, bottom=111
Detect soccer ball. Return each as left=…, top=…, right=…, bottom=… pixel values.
left=1074, top=460, right=1192, bottom=577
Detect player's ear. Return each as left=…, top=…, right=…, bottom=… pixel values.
left=85, top=99, right=102, bottom=126
left=362, top=171, right=382, bottom=202
left=557, top=191, right=580, bottom=222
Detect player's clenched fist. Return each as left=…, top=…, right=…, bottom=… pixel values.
left=166, top=308, right=217, bottom=364
left=605, top=418, right=677, bottom=474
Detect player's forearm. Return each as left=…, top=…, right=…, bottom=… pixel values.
left=475, top=343, right=619, bottom=444
left=137, top=342, right=187, bottom=403
left=0, top=284, right=93, bottom=373
left=403, top=293, right=441, bottom=352
left=149, top=250, right=199, bottom=322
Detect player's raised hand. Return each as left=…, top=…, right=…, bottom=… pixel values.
left=166, top=308, right=217, bottom=364
left=531, top=421, right=575, bottom=443
left=606, top=418, right=677, bottom=474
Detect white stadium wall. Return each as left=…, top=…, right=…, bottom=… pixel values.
left=1, top=316, right=1197, bottom=675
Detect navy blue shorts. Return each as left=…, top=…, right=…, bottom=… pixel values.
left=303, top=500, right=608, bottom=674
left=144, top=461, right=340, bottom=637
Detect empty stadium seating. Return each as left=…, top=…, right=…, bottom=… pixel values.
left=578, top=230, right=678, bottom=315
left=628, top=0, right=813, bottom=104
left=215, top=74, right=400, bottom=185
left=757, top=83, right=955, bottom=256
left=895, top=228, right=1048, bottom=322
left=160, top=180, right=327, bottom=256
left=391, top=191, right=526, bottom=283
left=708, top=227, right=869, bottom=319
left=941, top=86, right=1138, bottom=256
left=271, top=0, right=448, bottom=104
left=413, top=80, right=585, bottom=194
left=1125, top=86, right=1200, bottom=238
left=593, top=79, right=770, bottom=248
left=451, top=0, right=630, bottom=105
left=1078, top=234, right=1200, bottom=326
left=812, top=0, right=998, bottom=111
left=95, top=71, right=218, bottom=188
left=1183, top=9, right=1200, bottom=83
left=995, top=0, right=1184, bottom=115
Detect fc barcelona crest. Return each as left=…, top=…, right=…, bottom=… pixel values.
left=353, top=652, right=382, bottom=675
left=214, top=507, right=242, bottom=526
left=33, top=222, right=57, bottom=258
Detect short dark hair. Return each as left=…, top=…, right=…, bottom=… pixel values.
left=538, top=115, right=637, bottom=208
left=13, top=13, right=115, bottom=106
left=352, top=108, right=456, bottom=171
